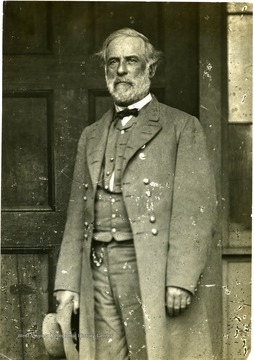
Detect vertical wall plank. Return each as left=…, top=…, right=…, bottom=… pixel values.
left=199, top=4, right=223, bottom=358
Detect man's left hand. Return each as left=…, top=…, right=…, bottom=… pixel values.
left=166, top=286, right=192, bottom=317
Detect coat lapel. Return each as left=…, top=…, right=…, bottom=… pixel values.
left=121, top=98, right=162, bottom=175
left=86, top=98, right=162, bottom=188
left=86, top=108, right=114, bottom=191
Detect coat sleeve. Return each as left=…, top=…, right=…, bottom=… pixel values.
left=54, top=129, right=87, bottom=293
left=166, top=116, right=217, bottom=294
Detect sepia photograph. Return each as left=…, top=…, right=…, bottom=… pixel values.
left=1, top=1, right=252, bottom=360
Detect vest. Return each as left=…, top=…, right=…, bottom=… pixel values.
left=93, top=115, right=138, bottom=242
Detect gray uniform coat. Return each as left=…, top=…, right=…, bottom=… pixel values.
left=55, top=97, right=217, bottom=360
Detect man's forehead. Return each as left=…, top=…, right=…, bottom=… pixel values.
left=106, top=36, right=146, bottom=58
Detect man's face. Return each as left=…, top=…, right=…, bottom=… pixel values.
left=105, top=36, right=152, bottom=106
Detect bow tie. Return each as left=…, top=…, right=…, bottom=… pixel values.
left=114, top=108, right=139, bottom=120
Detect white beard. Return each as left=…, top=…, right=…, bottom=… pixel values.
left=105, top=66, right=151, bottom=106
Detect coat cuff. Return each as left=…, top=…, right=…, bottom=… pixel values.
left=166, top=274, right=200, bottom=295
left=166, top=283, right=196, bottom=296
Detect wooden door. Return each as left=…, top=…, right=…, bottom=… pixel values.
left=1, top=2, right=226, bottom=359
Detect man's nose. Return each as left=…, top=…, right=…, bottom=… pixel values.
left=117, top=59, right=128, bottom=75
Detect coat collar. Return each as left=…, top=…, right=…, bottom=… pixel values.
left=86, top=96, right=162, bottom=190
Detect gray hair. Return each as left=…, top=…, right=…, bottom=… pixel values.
left=96, top=28, right=163, bottom=67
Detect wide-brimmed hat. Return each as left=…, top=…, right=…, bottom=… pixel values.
left=42, top=302, right=79, bottom=359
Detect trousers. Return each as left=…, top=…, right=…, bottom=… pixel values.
left=91, top=240, right=147, bottom=360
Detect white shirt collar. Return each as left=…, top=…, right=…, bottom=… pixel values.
left=115, top=93, right=152, bottom=113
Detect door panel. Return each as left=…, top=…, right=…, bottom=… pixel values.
left=3, top=1, right=50, bottom=55
left=222, top=257, right=251, bottom=359
left=1, top=251, right=50, bottom=360
left=227, top=125, right=252, bottom=248
left=2, top=92, right=54, bottom=210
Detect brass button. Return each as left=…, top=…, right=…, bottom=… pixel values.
left=84, top=234, right=88, bottom=239
left=83, top=196, right=87, bottom=201
left=143, top=178, right=150, bottom=185
left=105, top=185, right=109, bottom=190
left=112, top=214, right=116, bottom=219
left=112, top=228, right=117, bottom=233
left=84, top=183, right=88, bottom=189
left=121, top=130, right=125, bottom=135
left=111, top=198, right=116, bottom=203
left=84, top=221, right=89, bottom=227
left=110, top=157, right=114, bottom=162
left=145, top=190, right=151, bottom=197
left=151, top=228, right=158, bottom=235
left=139, top=152, right=146, bottom=160
left=149, top=215, right=156, bottom=223
left=106, top=171, right=110, bottom=176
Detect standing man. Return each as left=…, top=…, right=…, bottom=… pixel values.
left=54, top=28, right=217, bottom=360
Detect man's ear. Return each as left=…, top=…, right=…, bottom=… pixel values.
left=149, top=63, right=157, bottom=78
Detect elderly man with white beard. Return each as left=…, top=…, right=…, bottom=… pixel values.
left=54, top=28, right=217, bottom=360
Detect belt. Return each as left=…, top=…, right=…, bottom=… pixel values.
left=91, top=239, right=134, bottom=267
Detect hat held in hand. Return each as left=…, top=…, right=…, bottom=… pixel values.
left=42, top=302, right=79, bottom=359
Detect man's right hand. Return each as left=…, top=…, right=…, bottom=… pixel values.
left=54, top=290, right=80, bottom=314
left=166, top=286, right=192, bottom=317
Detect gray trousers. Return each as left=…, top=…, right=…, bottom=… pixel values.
left=91, top=240, right=147, bottom=360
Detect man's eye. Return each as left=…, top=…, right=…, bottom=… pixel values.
left=108, top=59, right=117, bottom=66
left=128, top=58, right=137, bottom=63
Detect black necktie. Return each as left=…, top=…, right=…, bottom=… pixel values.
left=114, top=108, right=139, bottom=120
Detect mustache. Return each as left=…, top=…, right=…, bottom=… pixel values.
left=113, top=78, right=133, bottom=86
